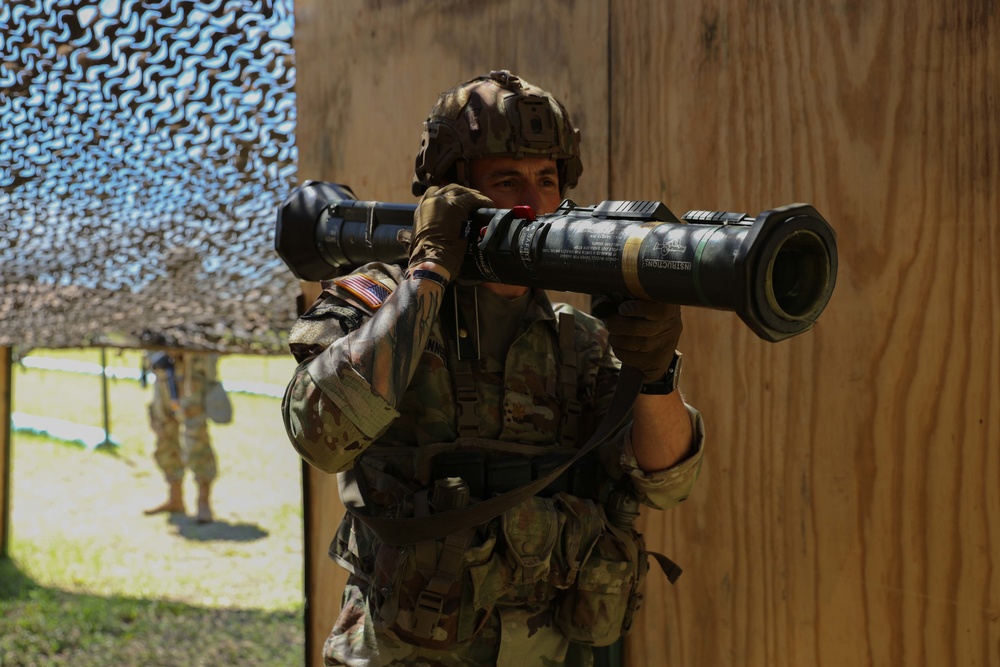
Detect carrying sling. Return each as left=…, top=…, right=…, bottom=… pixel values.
left=338, top=363, right=644, bottom=546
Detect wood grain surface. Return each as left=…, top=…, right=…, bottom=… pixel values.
left=612, top=2, right=999, bottom=666
left=294, top=1, right=999, bottom=665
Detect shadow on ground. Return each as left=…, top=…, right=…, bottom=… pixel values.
left=0, top=557, right=303, bottom=667
left=167, top=513, right=269, bottom=542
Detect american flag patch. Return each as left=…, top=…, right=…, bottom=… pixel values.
left=333, top=274, right=393, bottom=309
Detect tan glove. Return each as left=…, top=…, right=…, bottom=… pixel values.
left=603, top=300, right=683, bottom=382
left=409, top=183, right=494, bottom=279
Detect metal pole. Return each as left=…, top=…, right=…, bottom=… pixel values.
left=1, top=346, right=13, bottom=558
left=100, top=348, right=111, bottom=448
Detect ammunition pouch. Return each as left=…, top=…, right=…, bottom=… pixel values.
left=357, top=440, right=649, bottom=648
left=554, top=497, right=648, bottom=645
left=373, top=524, right=495, bottom=648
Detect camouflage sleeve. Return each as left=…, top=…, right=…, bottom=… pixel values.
left=280, top=263, right=446, bottom=473
left=620, top=404, right=705, bottom=510
left=559, top=303, right=706, bottom=510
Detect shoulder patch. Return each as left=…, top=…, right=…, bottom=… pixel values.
left=334, top=274, right=394, bottom=309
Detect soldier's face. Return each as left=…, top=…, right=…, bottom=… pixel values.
left=469, top=156, right=562, bottom=215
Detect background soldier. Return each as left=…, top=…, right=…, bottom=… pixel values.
left=282, top=70, right=706, bottom=665
left=144, top=350, right=221, bottom=524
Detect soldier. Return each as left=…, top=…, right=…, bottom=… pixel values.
left=282, top=70, right=706, bottom=665
left=144, top=350, right=221, bottom=524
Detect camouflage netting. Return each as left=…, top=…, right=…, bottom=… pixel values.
left=0, top=0, right=301, bottom=354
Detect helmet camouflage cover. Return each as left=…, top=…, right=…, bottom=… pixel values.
left=412, top=70, right=583, bottom=196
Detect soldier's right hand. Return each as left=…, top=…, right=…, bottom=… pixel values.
left=408, top=183, right=494, bottom=280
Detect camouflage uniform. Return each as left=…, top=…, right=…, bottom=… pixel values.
left=148, top=351, right=219, bottom=484
left=283, top=263, right=705, bottom=666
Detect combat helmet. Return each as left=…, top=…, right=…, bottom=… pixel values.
left=412, top=70, right=583, bottom=197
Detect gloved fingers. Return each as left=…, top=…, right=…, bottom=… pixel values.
left=410, top=184, right=494, bottom=277
left=604, top=300, right=683, bottom=380
left=604, top=315, right=677, bottom=338
left=607, top=330, right=678, bottom=354
left=436, top=183, right=494, bottom=211
left=616, top=300, right=681, bottom=322
left=420, top=184, right=494, bottom=219
left=413, top=185, right=493, bottom=247
left=604, top=300, right=680, bottom=331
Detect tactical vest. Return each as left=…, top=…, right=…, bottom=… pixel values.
left=336, top=285, right=674, bottom=649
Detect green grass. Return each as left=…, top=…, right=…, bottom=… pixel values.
left=3, top=349, right=307, bottom=666
left=1, top=559, right=302, bottom=667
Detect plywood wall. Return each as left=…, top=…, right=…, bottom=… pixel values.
left=293, top=2, right=999, bottom=665
left=613, top=2, right=999, bottom=666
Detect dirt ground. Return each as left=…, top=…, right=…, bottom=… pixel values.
left=8, top=390, right=305, bottom=612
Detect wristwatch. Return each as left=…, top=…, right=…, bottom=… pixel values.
left=639, top=351, right=683, bottom=395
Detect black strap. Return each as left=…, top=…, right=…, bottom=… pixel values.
left=557, top=312, right=581, bottom=447
left=444, top=285, right=480, bottom=437
left=339, top=364, right=643, bottom=546
left=648, top=549, right=683, bottom=584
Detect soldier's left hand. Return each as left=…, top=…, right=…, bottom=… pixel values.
left=603, top=300, right=682, bottom=382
